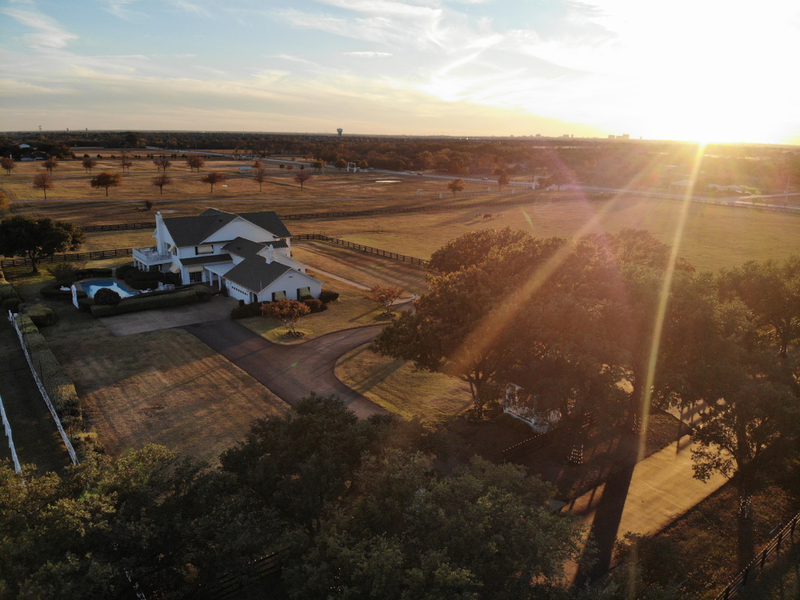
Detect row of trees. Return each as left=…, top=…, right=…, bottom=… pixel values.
left=0, top=396, right=597, bottom=599
left=4, top=132, right=799, bottom=193
left=25, top=168, right=314, bottom=199
left=374, top=229, right=800, bottom=516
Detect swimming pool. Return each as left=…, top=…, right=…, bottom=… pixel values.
left=81, top=279, right=139, bottom=298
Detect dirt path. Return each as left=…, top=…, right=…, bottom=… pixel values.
left=0, top=318, right=72, bottom=472
left=183, top=319, right=388, bottom=419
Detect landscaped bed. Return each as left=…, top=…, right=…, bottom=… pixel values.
left=239, top=273, right=398, bottom=344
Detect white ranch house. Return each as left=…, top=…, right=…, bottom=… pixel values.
left=133, top=208, right=321, bottom=304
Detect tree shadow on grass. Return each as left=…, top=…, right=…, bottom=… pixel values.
left=573, top=464, right=636, bottom=585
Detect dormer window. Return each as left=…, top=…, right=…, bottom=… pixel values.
left=196, top=245, right=213, bottom=255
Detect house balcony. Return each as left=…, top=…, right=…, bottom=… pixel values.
left=133, top=246, right=172, bottom=268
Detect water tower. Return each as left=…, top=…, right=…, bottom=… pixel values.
left=337, top=128, right=343, bottom=137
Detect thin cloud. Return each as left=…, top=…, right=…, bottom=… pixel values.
left=2, top=8, right=79, bottom=49
left=344, top=51, right=393, bottom=57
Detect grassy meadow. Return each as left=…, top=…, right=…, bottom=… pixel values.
left=335, top=343, right=472, bottom=425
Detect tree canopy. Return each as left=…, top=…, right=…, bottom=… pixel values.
left=90, top=171, right=123, bottom=196
left=0, top=216, right=84, bottom=273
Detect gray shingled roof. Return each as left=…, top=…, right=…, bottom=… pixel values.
left=164, top=209, right=291, bottom=248
left=180, top=253, right=232, bottom=266
left=224, top=259, right=292, bottom=293
left=163, top=213, right=236, bottom=247
left=222, top=237, right=265, bottom=258
left=239, top=211, right=292, bottom=239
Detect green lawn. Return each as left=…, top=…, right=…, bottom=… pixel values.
left=335, top=343, right=472, bottom=425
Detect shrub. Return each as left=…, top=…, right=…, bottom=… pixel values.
left=2, top=297, right=22, bottom=312
left=47, top=263, right=79, bottom=285
left=494, top=411, right=534, bottom=436
left=24, top=304, right=58, bottom=327
left=303, top=298, right=324, bottom=313
left=231, top=301, right=263, bottom=320
left=94, top=288, right=122, bottom=306
left=318, top=290, right=339, bottom=304
left=14, top=315, right=81, bottom=430
left=89, top=287, right=207, bottom=317
left=0, top=281, right=16, bottom=301
left=114, top=264, right=138, bottom=280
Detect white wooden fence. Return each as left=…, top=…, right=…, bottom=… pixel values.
left=0, top=394, right=21, bottom=473
left=7, top=311, right=78, bottom=465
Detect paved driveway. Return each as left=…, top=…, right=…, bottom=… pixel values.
left=183, top=320, right=388, bottom=419
left=99, top=295, right=239, bottom=336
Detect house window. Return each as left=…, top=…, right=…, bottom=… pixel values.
left=195, top=245, right=213, bottom=255
left=189, top=271, right=203, bottom=283
left=272, top=291, right=287, bottom=302
left=298, top=287, right=311, bottom=299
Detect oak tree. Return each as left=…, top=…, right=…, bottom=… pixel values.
left=185, top=154, right=205, bottom=172
left=42, top=157, right=58, bottom=174
left=90, top=171, right=123, bottom=196
left=1, top=156, right=15, bottom=175
left=497, top=170, right=510, bottom=190
left=152, top=173, right=171, bottom=194
left=261, top=298, right=310, bottom=336
left=252, top=167, right=266, bottom=191
left=447, top=178, right=465, bottom=196
left=153, top=157, right=172, bottom=171
left=294, top=172, right=311, bottom=190
left=200, top=172, right=226, bottom=193
left=81, top=156, right=97, bottom=173
left=365, top=284, right=404, bottom=316
left=32, top=172, right=53, bottom=199
left=0, top=216, right=84, bottom=273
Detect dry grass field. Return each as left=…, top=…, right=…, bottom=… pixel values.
left=335, top=343, right=472, bottom=425
left=4, top=260, right=289, bottom=463
left=293, top=242, right=429, bottom=294
left=287, top=196, right=800, bottom=273
left=0, top=155, right=474, bottom=207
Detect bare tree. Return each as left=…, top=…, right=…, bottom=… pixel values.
left=252, top=160, right=262, bottom=169
left=120, top=151, right=133, bottom=173
left=294, top=172, right=311, bottom=190
left=153, top=157, right=172, bottom=171
left=82, top=157, right=97, bottom=173
left=33, top=172, right=53, bottom=199
left=90, top=172, right=123, bottom=196
left=201, top=172, right=226, bottom=193
left=43, top=157, right=58, bottom=174
left=186, top=154, right=205, bottom=172
left=253, top=168, right=266, bottom=192
left=152, top=174, right=172, bottom=194
left=1, top=157, right=15, bottom=175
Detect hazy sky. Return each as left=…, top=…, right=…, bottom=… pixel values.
left=1, top=0, right=799, bottom=144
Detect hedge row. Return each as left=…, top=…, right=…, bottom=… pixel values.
left=90, top=285, right=213, bottom=317
left=14, top=314, right=82, bottom=431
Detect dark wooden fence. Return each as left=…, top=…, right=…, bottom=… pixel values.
left=296, top=233, right=427, bottom=266
left=195, top=551, right=282, bottom=600
left=0, top=248, right=132, bottom=268
left=715, top=512, right=800, bottom=599
left=81, top=222, right=155, bottom=232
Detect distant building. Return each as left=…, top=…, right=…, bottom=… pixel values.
left=621, top=133, right=630, bottom=140
left=608, top=135, right=616, bottom=139
left=337, top=128, right=343, bottom=137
